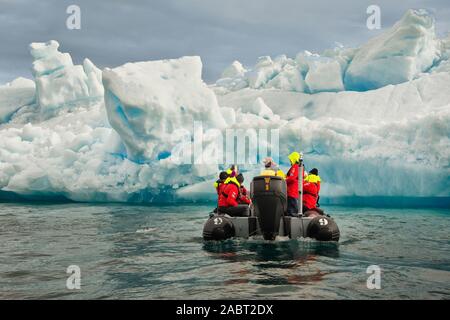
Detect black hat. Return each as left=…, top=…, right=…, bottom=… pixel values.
left=236, top=173, right=244, bottom=184
left=309, top=168, right=318, bottom=175
left=219, top=171, right=228, bottom=180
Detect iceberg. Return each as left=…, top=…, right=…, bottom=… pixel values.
left=305, top=58, right=344, bottom=93
left=0, top=9, right=449, bottom=204
left=344, top=9, right=441, bottom=91
left=0, top=77, right=35, bottom=123
left=221, top=60, right=246, bottom=78
left=102, top=56, right=226, bottom=163
left=214, top=9, right=444, bottom=94
left=30, top=40, right=103, bottom=113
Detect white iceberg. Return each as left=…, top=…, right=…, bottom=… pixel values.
left=214, top=9, right=445, bottom=94
left=0, top=9, right=449, bottom=204
left=221, top=60, right=246, bottom=78
left=344, top=9, right=441, bottom=91
left=305, top=58, right=344, bottom=93
left=30, top=40, right=103, bottom=113
left=0, top=77, right=35, bottom=123
left=102, top=56, right=226, bottom=162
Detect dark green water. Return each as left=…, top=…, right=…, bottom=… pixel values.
left=0, top=203, right=449, bottom=299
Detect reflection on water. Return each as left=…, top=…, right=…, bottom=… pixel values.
left=203, top=240, right=339, bottom=263
left=203, top=240, right=339, bottom=286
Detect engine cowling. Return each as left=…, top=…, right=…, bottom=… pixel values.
left=251, top=176, right=287, bottom=240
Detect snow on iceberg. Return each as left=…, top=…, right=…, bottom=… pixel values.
left=221, top=60, right=246, bottom=78
left=0, top=9, right=449, bottom=204
left=103, top=56, right=226, bottom=163
left=215, top=9, right=445, bottom=94
left=0, top=102, right=115, bottom=201
left=30, top=40, right=103, bottom=113
left=305, top=58, right=344, bottom=93
left=344, top=9, right=441, bottom=91
left=215, top=70, right=450, bottom=199
left=0, top=77, right=35, bottom=123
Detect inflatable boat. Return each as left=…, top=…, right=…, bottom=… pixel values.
left=203, top=175, right=340, bottom=242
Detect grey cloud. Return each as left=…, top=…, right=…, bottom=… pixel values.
left=0, top=0, right=449, bottom=84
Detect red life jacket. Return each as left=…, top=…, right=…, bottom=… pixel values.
left=218, top=182, right=240, bottom=207
left=302, top=181, right=318, bottom=210
left=238, top=186, right=251, bottom=204
left=286, top=164, right=301, bottom=199
left=216, top=182, right=226, bottom=195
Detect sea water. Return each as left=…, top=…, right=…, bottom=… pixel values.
left=0, top=202, right=448, bottom=299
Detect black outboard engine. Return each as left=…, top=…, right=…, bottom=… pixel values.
left=306, top=215, right=340, bottom=241
left=251, top=176, right=287, bottom=240
left=203, top=215, right=235, bottom=241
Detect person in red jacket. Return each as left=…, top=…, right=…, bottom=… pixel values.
left=214, top=171, right=228, bottom=195
left=236, top=173, right=251, bottom=205
left=302, top=181, right=318, bottom=211
left=305, top=168, right=321, bottom=207
left=213, top=171, right=229, bottom=213
left=302, top=179, right=325, bottom=216
left=218, top=171, right=249, bottom=217
left=285, top=151, right=303, bottom=216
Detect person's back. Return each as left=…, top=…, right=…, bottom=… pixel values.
left=305, top=168, right=321, bottom=207
left=213, top=171, right=229, bottom=213
left=285, top=152, right=302, bottom=216
left=302, top=181, right=318, bottom=211
left=260, top=157, right=285, bottom=178
left=217, top=170, right=249, bottom=217
left=305, top=168, right=321, bottom=192
left=236, top=173, right=251, bottom=205
left=218, top=182, right=239, bottom=207
left=214, top=171, right=228, bottom=195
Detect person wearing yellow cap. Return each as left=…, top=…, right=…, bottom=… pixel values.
left=305, top=168, right=321, bottom=208
left=260, top=157, right=286, bottom=178
left=285, top=151, right=303, bottom=216
left=212, top=171, right=229, bottom=213
left=217, top=166, right=249, bottom=217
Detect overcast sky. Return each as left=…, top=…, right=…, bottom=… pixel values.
left=0, top=0, right=449, bottom=84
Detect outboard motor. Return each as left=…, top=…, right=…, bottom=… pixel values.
left=251, top=176, right=287, bottom=240
left=306, top=215, right=340, bottom=242
left=203, top=215, right=235, bottom=241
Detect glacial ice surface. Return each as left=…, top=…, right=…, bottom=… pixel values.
left=215, top=9, right=443, bottom=94
left=30, top=40, right=103, bottom=113
left=344, top=9, right=440, bottom=91
left=0, top=78, right=35, bottom=123
left=0, top=9, right=449, bottom=203
left=102, top=56, right=226, bottom=162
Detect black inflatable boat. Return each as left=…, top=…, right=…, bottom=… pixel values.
left=203, top=176, right=340, bottom=242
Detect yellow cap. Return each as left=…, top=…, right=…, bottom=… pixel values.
left=288, top=152, right=301, bottom=165
left=226, top=165, right=238, bottom=175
